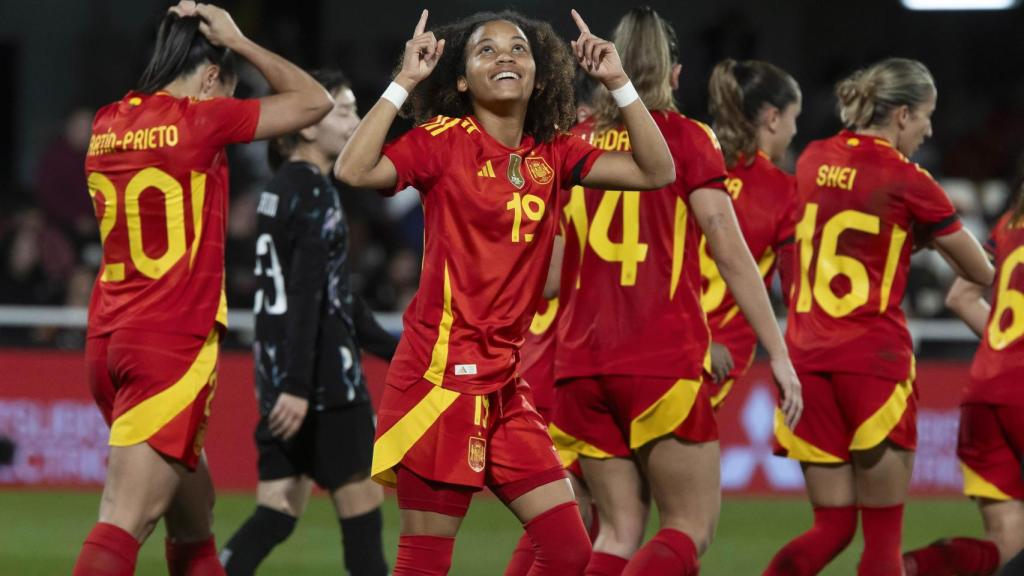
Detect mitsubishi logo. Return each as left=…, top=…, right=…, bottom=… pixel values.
left=721, top=383, right=804, bottom=490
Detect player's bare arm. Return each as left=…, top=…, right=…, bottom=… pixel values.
left=570, top=9, right=674, bottom=191
left=171, top=1, right=333, bottom=140
left=932, top=229, right=995, bottom=286
left=335, top=10, right=444, bottom=189
left=692, top=186, right=802, bottom=429
left=945, top=277, right=990, bottom=338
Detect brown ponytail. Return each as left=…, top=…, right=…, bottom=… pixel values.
left=708, top=59, right=801, bottom=167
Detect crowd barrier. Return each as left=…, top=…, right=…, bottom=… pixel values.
left=1, top=349, right=967, bottom=495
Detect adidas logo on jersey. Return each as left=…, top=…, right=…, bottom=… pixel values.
left=477, top=160, right=495, bottom=178
left=454, top=364, right=478, bottom=376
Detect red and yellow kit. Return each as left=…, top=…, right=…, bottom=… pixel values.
left=551, top=112, right=727, bottom=458
left=84, top=91, right=259, bottom=468
left=521, top=297, right=559, bottom=421
left=776, top=130, right=962, bottom=463
left=958, top=213, right=1024, bottom=500
left=371, top=116, right=602, bottom=489
left=701, top=151, right=797, bottom=406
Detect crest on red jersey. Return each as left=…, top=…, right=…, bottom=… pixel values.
left=468, top=436, right=487, bottom=473
left=525, top=156, right=554, bottom=186
left=507, top=154, right=526, bottom=189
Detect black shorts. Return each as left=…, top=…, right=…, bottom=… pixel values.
left=256, top=402, right=375, bottom=491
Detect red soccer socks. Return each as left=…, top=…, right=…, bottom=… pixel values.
left=622, top=528, right=699, bottom=576
left=903, top=537, right=1000, bottom=576
left=73, top=522, right=141, bottom=576
left=166, top=536, right=225, bottom=576
left=858, top=504, right=904, bottom=576
left=585, top=552, right=629, bottom=576
left=394, top=535, right=455, bottom=575
left=764, top=505, right=857, bottom=575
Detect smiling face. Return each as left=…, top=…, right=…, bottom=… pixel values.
left=457, top=20, right=537, bottom=108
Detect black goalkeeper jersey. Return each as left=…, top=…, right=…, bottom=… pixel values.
left=253, top=161, right=396, bottom=415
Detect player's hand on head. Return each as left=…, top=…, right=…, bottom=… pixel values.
left=570, top=9, right=627, bottom=90
left=268, top=392, right=309, bottom=441
left=396, top=10, right=445, bottom=91
left=770, top=356, right=803, bottom=431
left=190, top=3, right=245, bottom=49
left=710, top=342, right=734, bottom=384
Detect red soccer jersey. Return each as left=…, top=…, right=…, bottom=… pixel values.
left=786, top=131, right=962, bottom=381
left=520, top=297, right=559, bottom=419
left=965, top=212, right=1024, bottom=406
left=702, top=151, right=797, bottom=375
left=382, top=115, right=602, bottom=394
left=556, top=112, right=728, bottom=381
left=85, top=91, right=260, bottom=338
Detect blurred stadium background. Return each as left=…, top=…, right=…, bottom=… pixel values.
left=2, top=0, right=1023, bottom=573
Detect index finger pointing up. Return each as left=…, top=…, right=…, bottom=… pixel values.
left=571, top=9, right=590, bottom=34
left=414, top=9, right=429, bottom=36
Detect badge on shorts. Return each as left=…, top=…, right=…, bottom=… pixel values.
left=524, top=156, right=554, bottom=186
left=507, top=154, right=525, bottom=189
left=468, top=436, right=487, bottom=473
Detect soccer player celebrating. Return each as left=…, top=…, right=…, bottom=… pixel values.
left=901, top=157, right=1024, bottom=576
left=702, top=59, right=802, bottom=405
left=766, top=58, right=994, bottom=575
left=220, top=70, right=396, bottom=576
left=551, top=8, right=802, bottom=575
left=76, top=2, right=332, bottom=575
left=335, top=8, right=675, bottom=576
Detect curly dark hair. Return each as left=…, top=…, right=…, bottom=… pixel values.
left=399, top=10, right=577, bottom=143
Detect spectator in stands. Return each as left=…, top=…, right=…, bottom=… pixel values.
left=33, top=107, right=96, bottom=247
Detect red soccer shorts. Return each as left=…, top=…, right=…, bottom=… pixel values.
left=958, top=403, right=1024, bottom=501
left=371, top=377, right=565, bottom=500
left=774, top=370, right=917, bottom=463
left=86, top=328, right=220, bottom=470
left=549, top=375, right=718, bottom=460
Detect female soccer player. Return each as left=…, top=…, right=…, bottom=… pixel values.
left=702, top=59, right=802, bottom=405
left=551, top=8, right=802, bottom=575
left=901, top=157, right=1024, bottom=575
left=767, top=58, right=994, bottom=575
left=221, top=70, right=395, bottom=576
left=335, top=9, right=675, bottom=576
left=76, top=2, right=332, bottom=574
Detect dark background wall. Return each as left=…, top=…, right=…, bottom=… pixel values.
left=2, top=0, right=1023, bottom=187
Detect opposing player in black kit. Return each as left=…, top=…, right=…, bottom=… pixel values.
left=221, top=70, right=396, bottom=576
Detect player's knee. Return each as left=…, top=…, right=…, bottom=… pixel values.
left=549, top=520, right=592, bottom=573
left=596, top=513, right=645, bottom=556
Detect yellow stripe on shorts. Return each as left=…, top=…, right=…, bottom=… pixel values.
left=961, top=461, right=1013, bottom=501
left=774, top=408, right=844, bottom=464
left=109, top=329, right=219, bottom=447
left=371, top=386, right=461, bottom=487
left=850, top=361, right=915, bottom=451
left=630, top=378, right=701, bottom=450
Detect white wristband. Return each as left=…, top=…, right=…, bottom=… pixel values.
left=610, top=80, right=639, bottom=108
left=381, top=82, right=409, bottom=109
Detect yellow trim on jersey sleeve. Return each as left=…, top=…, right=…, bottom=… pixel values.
left=774, top=408, right=844, bottom=464
left=371, top=386, right=461, bottom=487
left=423, top=263, right=454, bottom=386
left=630, top=378, right=701, bottom=450
left=850, top=361, right=915, bottom=451
left=109, top=329, right=219, bottom=447
left=961, top=461, right=1013, bottom=501
left=548, top=422, right=614, bottom=460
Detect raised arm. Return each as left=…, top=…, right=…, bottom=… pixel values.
left=569, top=10, right=674, bottom=191
left=175, top=1, right=333, bottom=140
left=693, top=187, right=802, bottom=429
left=334, top=10, right=444, bottom=189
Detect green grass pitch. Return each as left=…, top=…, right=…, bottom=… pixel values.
left=0, top=491, right=985, bottom=574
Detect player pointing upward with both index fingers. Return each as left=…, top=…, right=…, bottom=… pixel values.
left=335, top=8, right=673, bottom=576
